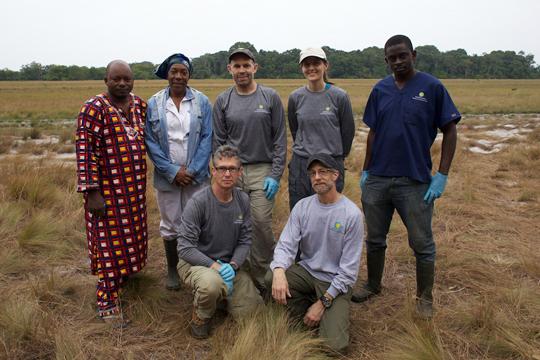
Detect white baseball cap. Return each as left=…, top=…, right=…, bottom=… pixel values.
left=299, top=47, right=327, bottom=64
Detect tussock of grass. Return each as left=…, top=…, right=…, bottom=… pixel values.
left=59, top=127, right=75, bottom=143
left=517, top=249, right=540, bottom=278
left=6, top=166, right=63, bottom=207
left=0, top=136, right=14, bottom=154
left=527, top=127, right=540, bottom=142
left=30, top=272, right=81, bottom=310
left=54, top=327, right=86, bottom=360
left=120, top=272, right=178, bottom=324
left=57, top=144, right=75, bottom=153
left=383, top=320, right=449, bottom=360
left=22, top=126, right=42, bottom=140
left=0, top=248, right=32, bottom=276
left=220, top=305, right=329, bottom=360
left=517, top=190, right=537, bottom=202
left=15, top=140, right=46, bottom=155
left=0, top=296, right=52, bottom=356
left=17, top=209, right=75, bottom=256
left=0, top=203, right=25, bottom=237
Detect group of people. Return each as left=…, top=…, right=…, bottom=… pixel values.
left=76, top=34, right=460, bottom=354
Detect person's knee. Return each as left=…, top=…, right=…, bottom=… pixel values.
left=366, top=238, right=387, bottom=251
left=196, top=274, right=224, bottom=301
left=410, top=237, right=436, bottom=262
left=413, top=249, right=436, bottom=262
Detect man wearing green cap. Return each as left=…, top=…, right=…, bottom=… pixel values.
left=213, top=48, right=286, bottom=293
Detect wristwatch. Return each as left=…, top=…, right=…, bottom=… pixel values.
left=319, top=294, right=333, bottom=309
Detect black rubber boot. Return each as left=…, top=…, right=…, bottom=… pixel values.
left=351, top=250, right=385, bottom=303
left=415, top=260, right=435, bottom=319
left=163, top=239, right=181, bottom=291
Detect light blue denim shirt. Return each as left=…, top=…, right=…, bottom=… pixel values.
left=145, top=86, right=213, bottom=191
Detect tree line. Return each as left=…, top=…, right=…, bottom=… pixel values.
left=1, top=42, right=539, bottom=80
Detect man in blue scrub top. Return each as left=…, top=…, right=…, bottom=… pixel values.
left=352, top=35, right=461, bottom=318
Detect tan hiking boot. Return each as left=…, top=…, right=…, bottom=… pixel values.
left=190, top=308, right=211, bottom=339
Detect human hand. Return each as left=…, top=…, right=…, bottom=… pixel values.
left=263, top=177, right=279, bottom=200
left=87, top=190, right=106, bottom=217
left=424, top=172, right=448, bottom=204
left=174, top=166, right=194, bottom=187
left=303, top=300, right=325, bottom=328
left=359, top=170, right=369, bottom=190
left=271, top=268, right=291, bottom=305
left=217, top=260, right=236, bottom=282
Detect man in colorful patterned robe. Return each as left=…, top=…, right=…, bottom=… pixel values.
left=76, top=60, right=148, bottom=326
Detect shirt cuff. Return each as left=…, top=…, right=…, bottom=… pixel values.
left=326, top=285, right=340, bottom=299
left=77, top=184, right=100, bottom=192
left=269, top=261, right=288, bottom=272
left=167, top=164, right=181, bottom=183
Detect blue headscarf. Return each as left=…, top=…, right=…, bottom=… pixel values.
left=154, top=53, right=193, bottom=79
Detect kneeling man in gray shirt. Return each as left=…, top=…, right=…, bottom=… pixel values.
left=178, top=145, right=262, bottom=339
left=266, top=153, right=364, bottom=354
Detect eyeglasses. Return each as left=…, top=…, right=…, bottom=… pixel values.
left=215, top=166, right=240, bottom=175
left=309, top=168, right=336, bottom=178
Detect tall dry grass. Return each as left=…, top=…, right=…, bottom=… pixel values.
left=0, top=112, right=539, bottom=359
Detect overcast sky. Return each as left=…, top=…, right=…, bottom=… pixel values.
left=2, top=0, right=539, bottom=70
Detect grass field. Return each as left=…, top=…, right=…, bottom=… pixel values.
left=1, top=79, right=540, bottom=121
left=0, top=80, right=539, bottom=359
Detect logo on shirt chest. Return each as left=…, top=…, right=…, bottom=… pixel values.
left=233, top=214, right=244, bottom=225
left=412, top=91, right=428, bottom=103
left=254, top=104, right=270, bottom=114
left=320, top=104, right=333, bottom=115
left=330, top=221, right=345, bottom=234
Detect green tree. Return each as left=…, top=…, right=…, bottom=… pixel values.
left=20, top=62, right=44, bottom=80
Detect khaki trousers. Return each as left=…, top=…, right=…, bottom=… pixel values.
left=239, top=163, right=276, bottom=289
left=179, top=260, right=263, bottom=320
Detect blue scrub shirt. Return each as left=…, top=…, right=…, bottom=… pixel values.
left=363, top=72, right=461, bottom=183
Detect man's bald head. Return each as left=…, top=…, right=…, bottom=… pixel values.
left=104, top=60, right=134, bottom=101
left=105, top=60, right=132, bottom=79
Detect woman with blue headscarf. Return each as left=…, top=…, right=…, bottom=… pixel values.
left=145, top=53, right=213, bottom=290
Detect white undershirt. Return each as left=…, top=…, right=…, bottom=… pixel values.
left=166, top=96, right=192, bottom=166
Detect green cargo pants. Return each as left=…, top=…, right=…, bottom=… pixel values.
left=265, top=264, right=352, bottom=353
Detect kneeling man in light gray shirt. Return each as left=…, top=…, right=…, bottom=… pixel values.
left=266, top=153, right=364, bottom=354
left=178, top=145, right=263, bottom=339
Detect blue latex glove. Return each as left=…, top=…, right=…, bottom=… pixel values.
left=263, top=177, right=279, bottom=200
left=217, top=260, right=236, bottom=282
left=423, top=172, right=448, bottom=204
left=359, top=170, right=369, bottom=190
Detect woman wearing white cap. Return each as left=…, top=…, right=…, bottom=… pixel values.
left=287, top=47, right=355, bottom=210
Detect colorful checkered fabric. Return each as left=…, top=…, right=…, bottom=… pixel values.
left=76, top=93, right=148, bottom=316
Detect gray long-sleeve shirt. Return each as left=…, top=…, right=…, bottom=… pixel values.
left=212, top=85, right=287, bottom=181
left=177, top=186, right=251, bottom=267
left=288, top=85, right=355, bottom=158
left=270, top=194, right=364, bottom=298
